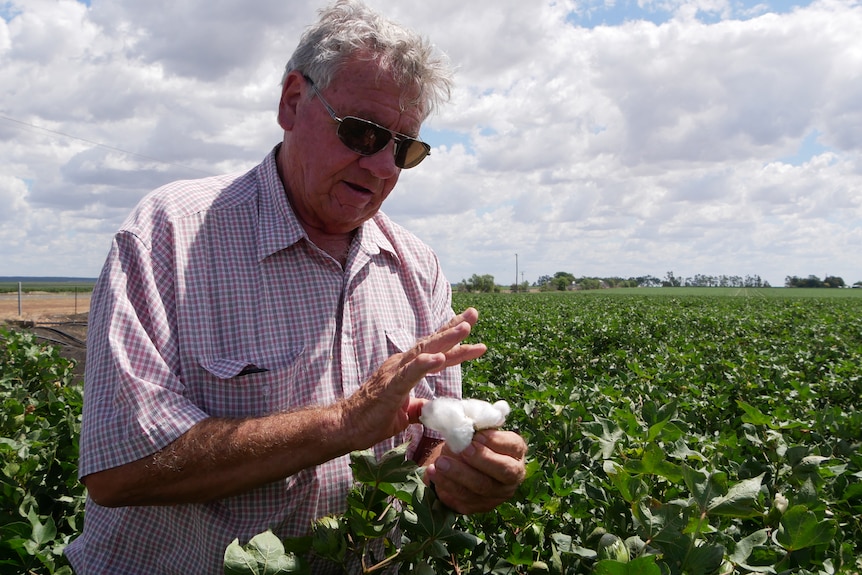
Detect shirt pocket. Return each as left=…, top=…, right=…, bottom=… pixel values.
left=196, top=348, right=305, bottom=418
left=384, top=328, right=438, bottom=398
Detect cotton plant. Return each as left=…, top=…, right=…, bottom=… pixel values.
left=419, top=397, right=511, bottom=453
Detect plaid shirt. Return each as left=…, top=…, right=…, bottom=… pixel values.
left=66, top=147, right=460, bottom=574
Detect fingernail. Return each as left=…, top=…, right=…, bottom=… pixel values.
left=436, top=457, right=451, bottom=472
left=463, top=443, right=476, bottom=456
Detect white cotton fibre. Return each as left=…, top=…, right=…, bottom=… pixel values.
left=462, top=399, right=511, bottom=430
left=419, top=397, right=511, bottom=454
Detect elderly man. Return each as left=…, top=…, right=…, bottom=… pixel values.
left=66, top=1, right=526, bottom=572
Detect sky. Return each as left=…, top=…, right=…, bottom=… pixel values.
left=1, top=0, right=860, bottom=287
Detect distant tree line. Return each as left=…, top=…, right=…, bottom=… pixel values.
left=784, top=275, right=848, bottom=288
left=662, top=271, right=771, bottom=288
left=457, top=271, right=859, bottom=292
left=535, top=271, right=774, bottom=291
left=535, top=272, right=642, bottom=291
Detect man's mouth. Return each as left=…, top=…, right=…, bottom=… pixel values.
left=345, top=182, right=372, bottom=195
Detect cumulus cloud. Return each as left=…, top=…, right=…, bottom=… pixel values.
left=0, top=0, right=859, bottom=285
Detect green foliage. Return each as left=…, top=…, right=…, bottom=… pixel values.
left=0, top=328, right=85, bottom=574
left=6, top=289, right=862, bottom=574
left=451, top=291, right=861, bottom=574
left=224, top=443, right=480, bottom=574
left=459, top=274, right=500, bottom=293
left=0, top=282, right=94, bottom=294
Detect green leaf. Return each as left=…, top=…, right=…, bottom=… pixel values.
left=584, top=417, right=625, bottom=459
left=624, top=442, right=683, bottom=483
left=633, top=497, right=689, bottom=544
left=707, top=473, right=764, bottom=517
left=27, top=507, right=57, bottom=545
left=728, top=528, right=769, bottom=564
left=224, top=539, right=262, bottom=575
left=603, top=460, right=644, bottom=503
left=736, top=401, right=773, bottom=427
left=223, top=531, right=306, bottom=575
left=411, top=480, right=457, bottom=540
left=349, top=443, right=418, bottom=484
left=593, top=556, right=661, bottom=575
left=683, top=465, right=727, bottom=511
left=775, top=505, right=837, bottom=551
left=681, top=543, right=725, bottom=575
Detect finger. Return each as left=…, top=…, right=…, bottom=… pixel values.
left=415, top=308, right=480, bottom=357
left=473, top=430, right=528, bottom=460
left=426, top=342, right=487, bottom=375
left=417, top=308, right=484, bottom=360
left=377, top=309, right=484, bottom=396
left=426, top=457, right=515, bottom=514
left=406, top=397, right=428, bottom=424
left=438, top=307, right=479, bottom=331
left=461, top=433, right=527, bottom=487
left=414, top=320, right=473, bottom=358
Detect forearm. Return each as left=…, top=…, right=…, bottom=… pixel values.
left=84, top=405, right=354, bottom=507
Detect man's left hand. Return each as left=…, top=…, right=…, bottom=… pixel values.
left=424, top=429, right=527, bottom=514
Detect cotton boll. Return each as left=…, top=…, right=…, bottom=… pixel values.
left=493, top=400, right=511, bottom=419
left=442, top=420, right=476, bottom=453
left=420, top=397, right=511, bottom=454
left=462, top=399, right=510, bottom=430
left=419, top=397, right=473, bottom=453
left=419, top=396, right=465, bottom=430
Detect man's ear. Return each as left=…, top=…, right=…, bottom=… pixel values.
left=277, top=71, right=305, bottom=131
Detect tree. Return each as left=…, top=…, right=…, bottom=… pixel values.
left=468, top=274, right=500, bottom=293
left=551, top=271, right=575, bottom=291
left=577, top=278, right=602, bottom=290
left=824, top=276, right=846, bottom=288
left=663, top=271, right=682, bottom=287
left=784, top=274, right=846, bottom=288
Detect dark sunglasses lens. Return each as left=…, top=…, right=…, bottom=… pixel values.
left=395, top=140, right=431, bottom=169
left=338, top=117, right=390, bottom=155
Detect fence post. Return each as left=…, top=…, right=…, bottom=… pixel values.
left=18, top=282, right=22, bottom=316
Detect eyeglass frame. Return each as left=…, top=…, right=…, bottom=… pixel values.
left=303, top=75, right=431, bottom=169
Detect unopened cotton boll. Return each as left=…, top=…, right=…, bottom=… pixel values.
left=419, top=397, right=511, bottom=454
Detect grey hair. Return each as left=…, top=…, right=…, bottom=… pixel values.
left=283, top=0, right=453, bottom=119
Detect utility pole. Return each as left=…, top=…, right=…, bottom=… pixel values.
left=515, top=253, right=518, bottom=292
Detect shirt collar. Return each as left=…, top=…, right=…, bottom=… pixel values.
left=256, top=145, right=400, bottom=265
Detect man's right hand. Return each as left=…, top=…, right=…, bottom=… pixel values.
left=339, top=307, right=487, bottom=449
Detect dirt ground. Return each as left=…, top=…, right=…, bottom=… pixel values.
left=1, top=294, right=90, bottom=381
left=0, top=293, right=91, bottom=322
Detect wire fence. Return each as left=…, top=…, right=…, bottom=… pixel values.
left=0, top=284, right=92, bottom=319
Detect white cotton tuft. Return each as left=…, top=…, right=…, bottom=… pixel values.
left=461, top=398, right=510, bottom=430
left=420, top=397, right=511, bottom=453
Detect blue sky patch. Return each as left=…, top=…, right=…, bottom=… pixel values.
left=1, top=2, right=21, bottom=21
left=780, top=130, right=834, bottom=166
left=566, top=0, right=814, bottom=28
left=424, top=128, right=474, bottom=154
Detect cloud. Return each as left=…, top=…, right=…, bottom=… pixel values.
left=0, top=0, right=860, bottom=286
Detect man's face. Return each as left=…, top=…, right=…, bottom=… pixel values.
left=278, top=59, right=425, bottom=238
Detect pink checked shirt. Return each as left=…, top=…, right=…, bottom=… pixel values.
left=66, top=147, right=460, bottom=574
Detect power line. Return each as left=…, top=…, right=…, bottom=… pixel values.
left=0, top=113, right=213, bottom=176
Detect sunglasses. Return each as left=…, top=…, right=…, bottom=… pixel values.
left=305, top=76, right=431, bottom=169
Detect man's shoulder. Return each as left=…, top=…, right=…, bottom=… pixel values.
left=139, top=169, right=257, bottom=221
left=115, top=158, right=268, bottom=251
